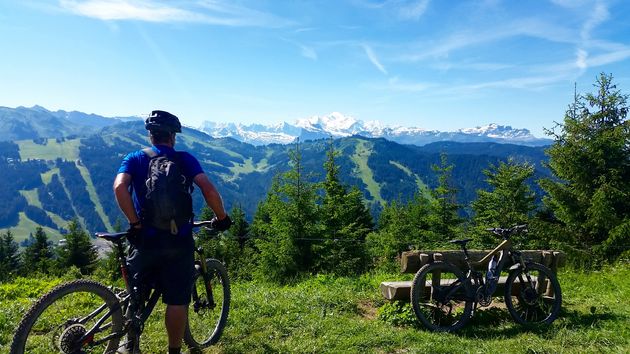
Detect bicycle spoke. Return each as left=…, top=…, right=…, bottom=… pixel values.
left=411, top=262, right=472, bottom=332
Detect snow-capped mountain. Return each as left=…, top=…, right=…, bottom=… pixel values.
left=199, top=113, right=551, bottom=147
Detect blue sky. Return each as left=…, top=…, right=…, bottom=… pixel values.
left=0, top=0, right=628, bottom=136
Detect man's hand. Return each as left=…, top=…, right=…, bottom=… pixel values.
left=211, top=215, right=232, bottom=231
left=126, top=223, right=143, bottom=244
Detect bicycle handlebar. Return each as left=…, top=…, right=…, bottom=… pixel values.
left=96, top=221, right=220, bottom=242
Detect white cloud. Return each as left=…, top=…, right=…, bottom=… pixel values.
left=362, top=44, right=388, bottom=74
left=281, top=37, right=318, bottom=60
left=352, top=0, right=430, bottom=21
left=59, top=0, right=294, bottom=27
left=397, top=18, right=576, bottom=63
left=576, top=49, right=588, bottom=70
left=300, top=45, right=318, bottom=60
left=398, top=0, right=430, bottom=20
left=581, top=1, right=609, bottom=41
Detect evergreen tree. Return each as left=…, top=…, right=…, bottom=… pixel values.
left=252, top=142, right=320, bottom=281
left=428, top=153, right=463, bottom=242
left=0, top=229, right=20, bottom=281
left=541, top=73, right=630, bottom=261
left=315, top=141, right=373, bottom=275
left=366, top=194, right=432, bottom=267
left=57, top=220, right=98, bottom=274
left=21, top=227, right=53, bottom=275
left=472, top=160, right=536, bottom=246
left=229, top=204, right=250, bottom=250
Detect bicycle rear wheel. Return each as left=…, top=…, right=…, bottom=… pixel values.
left=410, top=262, right=473, bottom=332
left=10, top=279, right=124, bottom=354
left=184, top=258, right=230, bottom=349
left=505, top=262, right=562, bottom=325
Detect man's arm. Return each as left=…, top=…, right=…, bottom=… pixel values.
left=113, top=172, right=141, bottom=225
left=193, top=173, right=227, bottom=220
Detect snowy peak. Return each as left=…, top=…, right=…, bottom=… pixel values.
left=199, top=113, right=551, bottom=147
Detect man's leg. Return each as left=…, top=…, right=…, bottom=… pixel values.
left=165, top=305, right=187, bottom=351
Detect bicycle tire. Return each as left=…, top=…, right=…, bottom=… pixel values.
left=184, top=258, right=230, bottom=349
left=505, top=262, right=562, bottom=325
left=410, top=262, right=473, bottom=332
left=10, top=279, right=124, bottom=354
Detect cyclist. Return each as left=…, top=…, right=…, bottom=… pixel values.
left=113, top=110, right=231, bottom=354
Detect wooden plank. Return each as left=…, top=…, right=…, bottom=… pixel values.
left=380, top=281, right=412, bottom=301
left=380, top=276, right=517, bottom=301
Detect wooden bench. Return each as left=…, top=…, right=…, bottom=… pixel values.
left=380, top=250, right=566, bottom=301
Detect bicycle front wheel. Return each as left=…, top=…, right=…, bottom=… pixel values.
left=410, top=262, right=473, bottom=332
left=10, top=279, right=124, bottom=354
left=184, top=258, right=230, bottom=349
left=505, top=262, right=562, bottom=325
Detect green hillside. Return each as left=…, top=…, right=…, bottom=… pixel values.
left=0, top=122, right=550, bottom=243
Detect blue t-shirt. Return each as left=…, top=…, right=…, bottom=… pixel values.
left=118, top=145, right=203, bottom=226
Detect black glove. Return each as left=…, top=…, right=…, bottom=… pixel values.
left=126, top=224, right=143, bottom=245
left=211, top=215, right=232, bottom=231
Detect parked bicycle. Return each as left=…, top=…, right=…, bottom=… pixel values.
left=410, top=224, right=562, bottom=332
left=10, top=221, right=230, bottom=354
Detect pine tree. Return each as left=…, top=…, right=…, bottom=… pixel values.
left=252, top=142, right=321, bottom=281
left=21, top=227, right=53, bottom=275
left=428, top=153, right=462, bottom=243
left=229, top=204, right=250, bottom=250
left=57, top=220, right=98, bottom=274
left=315, top=141, right=373, bottom=275
left=0, top=229, right=20, bottom=281
left=366, top=194, right=432, bottom=267
left=541, top=73, right=630, bottom=261
left=472, top=160, right=536, bottom=246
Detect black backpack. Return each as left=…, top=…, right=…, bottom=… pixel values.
left=143, top=148, right=193, bottom=234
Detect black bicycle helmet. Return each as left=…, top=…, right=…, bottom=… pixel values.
left=145, top=110, right=182, bottom=133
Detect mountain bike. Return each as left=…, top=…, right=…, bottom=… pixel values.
left=410, top=225, right=562, bottom=332
left=10, top=221, right=230, bottom=354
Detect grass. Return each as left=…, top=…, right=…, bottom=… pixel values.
left=0, top=212, right=62, bottom=244
left=0, top=265, right=628, bottom=353
left=0, top=264, right=630, bottom=353
left=17, top=139, right=81, bottom=161
left=389, top=160, right=432, bottom=199
left=350, top=139, right=385, bottom=205
left=18, top=189, right=42, bottom=209
left=75, top=164, right=113, bottom=231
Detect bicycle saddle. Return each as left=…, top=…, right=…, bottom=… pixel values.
left=95, top=232, right=128, bottom=242
left=448, top=238, right=473, bottom=246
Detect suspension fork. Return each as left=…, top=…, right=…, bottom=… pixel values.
left=511, top=250, right=535, bottom=290
left=195, top=247, right=216, bottom=308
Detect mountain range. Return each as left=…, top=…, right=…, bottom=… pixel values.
left=0, top=106, right=551, bottom=147
left=200, top=112, right=552, bottom=147
left=0, top=105, right=138, bottom=141
left=0, top=105, right=553, bottom=245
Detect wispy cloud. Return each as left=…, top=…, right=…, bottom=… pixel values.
left=397, top=18, right=576, bottom=62
left=59, top=0, right=294, bottom=27
left=281, top=37, right=318, bottom=60
left=352, top=0, right=431, bottom=21
left=574, top=0, right=610, bottom=72
left=362, top=44, right=388, bottom=74
left=397, top=0, right=430, bottom=21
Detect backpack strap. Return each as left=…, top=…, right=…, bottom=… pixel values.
left=143, top=147, right=158, bottom=158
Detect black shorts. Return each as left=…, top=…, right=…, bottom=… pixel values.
left=126, top=230, right=195, bottom=305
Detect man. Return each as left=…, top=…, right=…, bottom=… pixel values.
left=114, top=110, right=231, bottom=354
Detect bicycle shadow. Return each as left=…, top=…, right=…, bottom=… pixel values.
left=454, top=306, right=626, bottom=339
